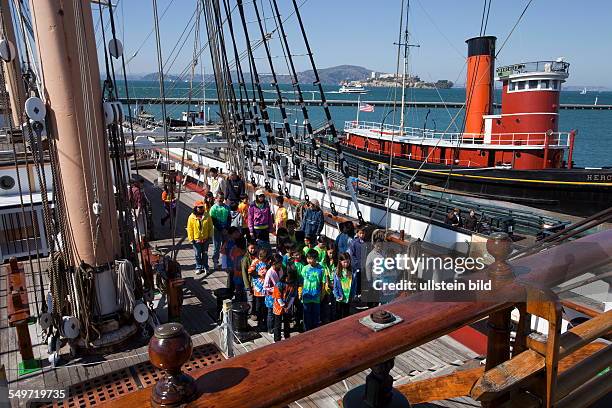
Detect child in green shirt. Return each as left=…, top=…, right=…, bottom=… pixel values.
left=300, top=249, right=323, bottom=331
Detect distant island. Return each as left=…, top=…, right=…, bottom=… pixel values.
left=362, top=73, right=453, bottom=89
left=131, top=65, right=454, bottom=88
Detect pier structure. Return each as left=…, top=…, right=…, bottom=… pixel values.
left=119, top=97, right=612, bottom=110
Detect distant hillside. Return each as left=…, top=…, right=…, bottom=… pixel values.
left=134, top=65, right=373, bottom=85
left=140, top=72, right=183, bottom=82
left=298, top=65, right=372, bottom=84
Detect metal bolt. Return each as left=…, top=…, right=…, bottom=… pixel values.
left=371, top=310, right=396, bottom=325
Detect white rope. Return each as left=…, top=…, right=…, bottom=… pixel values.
left=116, top=259, right=136, bottom=315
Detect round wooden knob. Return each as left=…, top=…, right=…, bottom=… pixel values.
left=486, top=232, right=514, bottom=281
left=148, top=323, right=195, bottom=407
left=487, top=232, right=512, bottom=261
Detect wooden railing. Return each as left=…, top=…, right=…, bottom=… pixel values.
left=108, top=228, right=612, bottom=407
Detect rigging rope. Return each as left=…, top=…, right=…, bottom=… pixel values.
left=0, top=10, right=44, bottom=315
left=171, top=1, right=202, bottom=261
left=151, top=0, right=171, bottom=165
left=287, top=0, right=350, bottom=215
left=417, top=0, right=495, bottom=238
left=251, top=0, right=291, bottom=196
left=496, top=0, right=534, bottom=58
left=98, top=1, right=139, bottom=261
left=115, top=259, right=136, bottom=315
left=383, top=0, right=407, bottom=230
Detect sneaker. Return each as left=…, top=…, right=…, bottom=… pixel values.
left=195, top=269, right=204, bottom=275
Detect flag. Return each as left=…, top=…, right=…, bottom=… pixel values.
left=359, top=102, right=374, bottom=112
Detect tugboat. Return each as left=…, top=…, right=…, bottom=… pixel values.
left=340, top=36, right=612, bottom=216
left=166, top=108, right=207, bottom=128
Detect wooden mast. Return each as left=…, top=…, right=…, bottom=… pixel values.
left=28, top=0, right=120, bottom=267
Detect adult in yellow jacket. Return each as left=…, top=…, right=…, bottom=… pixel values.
left=187, top=200, right=214, bottom=274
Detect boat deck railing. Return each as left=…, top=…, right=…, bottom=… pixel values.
left=109, top=229, right=612, bottom=407
left=344, top=120, right=573, bottom=149
left=258, top=136, right=568, bottom=236
left=496, top=60, right=571, bottom=78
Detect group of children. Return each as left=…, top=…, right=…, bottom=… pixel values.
left=216, top=204, right=367, bottom=343
left=186, top=181, right=371, bottom=342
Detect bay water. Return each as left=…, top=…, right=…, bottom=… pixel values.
left=118, top=81, right=612, bottom=168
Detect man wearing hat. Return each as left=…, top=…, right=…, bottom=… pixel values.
left=187, top=200, right=214, bottom=274
left=248, top=189, right=273, bottom=243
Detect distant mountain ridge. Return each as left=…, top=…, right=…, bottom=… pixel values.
left=136, top=65, right=373, bottom=85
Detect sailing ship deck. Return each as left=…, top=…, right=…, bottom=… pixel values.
left=1, top=168, right=483, bottom=407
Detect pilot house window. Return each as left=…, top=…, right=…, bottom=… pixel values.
left=509, top=79, right=560, bottom=92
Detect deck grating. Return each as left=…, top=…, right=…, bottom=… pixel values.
left=31, top=342, right=224, bottom=408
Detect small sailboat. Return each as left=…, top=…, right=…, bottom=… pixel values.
left=580, top=87, right=587, bottom=94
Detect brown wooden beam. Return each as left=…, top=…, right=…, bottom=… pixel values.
left=6, top=258, right=34, bottom=363
left=555, top=343, right=612, bottom=401
left=560, top=299, right=601, bottom=318
left=559, top=310, right=612, bottom=358
left=396, top=367, right=484, bottom=404
left=403, top=342, right=609, bottom=405
left=555, top=368, right=611, bottom=408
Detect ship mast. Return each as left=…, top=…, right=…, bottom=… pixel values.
left=29, top=0, right=122, bottom=319
left=397, top=0, right=418, bottom=134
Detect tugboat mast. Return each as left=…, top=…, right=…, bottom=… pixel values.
left=394, top=0, right=419, bottom=136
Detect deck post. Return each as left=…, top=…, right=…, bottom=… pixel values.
left=344, top=358, right=411, bottom=408
left=482, top=233, right=514, bottom=407
left=221, top=299, right=234, bottom=358
left=6, top=258, right=40, bottom=375
left=0, top=364, right=7, bottom=404
left=542, top=132, right=550, bottom=169
left=567, top=130, right=576, bottom=169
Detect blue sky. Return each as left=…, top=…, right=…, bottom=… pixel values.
left=97, top=0, right=612, bottom=87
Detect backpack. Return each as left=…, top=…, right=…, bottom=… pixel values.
left=230, top=211, right=243, bottom=228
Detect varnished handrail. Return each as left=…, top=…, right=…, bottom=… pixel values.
left=560, top=299, right=602, bottom=318
left=108, top=229, right=612, bottom=408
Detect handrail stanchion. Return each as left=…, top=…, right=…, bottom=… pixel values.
left=344, top=311, right=411, bottom=408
